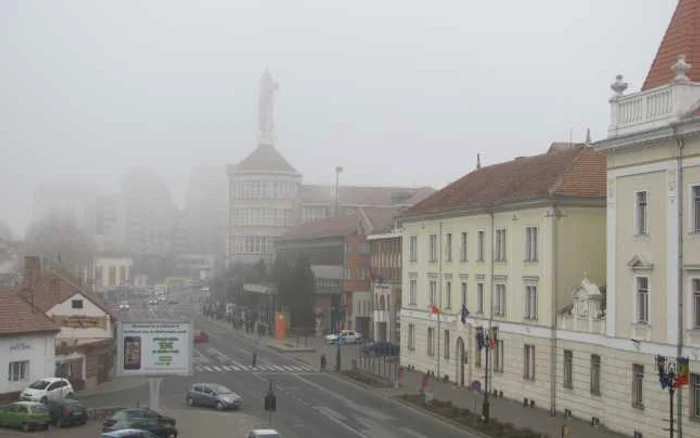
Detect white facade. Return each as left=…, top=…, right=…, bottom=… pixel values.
left=1, top=334, right=57, bottom=395
left=49, top=293, right=113, bottom=343
left=93, top=256, right=133, bottom=292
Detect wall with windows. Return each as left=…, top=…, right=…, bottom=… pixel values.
left=1, top=334, right=56, bottom=396
left=49, top=293, right=113, bottom=342
left=93, top=257, right=133, bottom=291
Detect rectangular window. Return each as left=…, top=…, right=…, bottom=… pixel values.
left=444, top=330, right=450, bottom=359
left=460, top=232, right=468, bottom=261
left=494, top=336, right=504, bottom=373
left=120, top=266, right=126, bottom=283
left=524, top=344, right=535, bottom=380
left=429, top=280, right=437, bottom=306
left=445, top=281, right=452, bottom=309
left=477, top=231, right=485, bottom=262
left=8, top=360, right=29, bottom=382
left=590, top=354, right=601, bottom=395
left=632, top=364, right=644, bottom=409
left=409, top=236, right=418, bottom=262
left=636, top=277, right=649, bottom=323
left=427, top=328, right=435, bottom=356
left=495, top=229, right=507, bottom=261
left=563, top=350, right=573, bottom=389
left=525, top=226, right=538, bottom=261
left=461, top=282, right=467, bottom=307
left=445, top=233, right=452, bottom=262
left=429, top=234, right=437, bottom=262
left=691, top=374, right=700, bottom=419
left=409, top=279, right=417, bottom=305
left=635, top=191, right=648, bottom=235
left=495, top=284, right=506, bottom=316
left=525, top=285, right=538, bottom=320
left=71, top=299, right=83, bottom=309
left=694, top=279, right=700, bottom=328
left=109, top=266, right=116, bottom=286
left=477, top=283, right=484, bottom=313
left=408, top=324, right=415, bottom=351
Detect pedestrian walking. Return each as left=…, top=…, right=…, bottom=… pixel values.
left=252, top=350, right=258, bottom=368
left=320, top=354, right=327, bottom=371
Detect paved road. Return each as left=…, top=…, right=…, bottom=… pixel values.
left=58, top=290, right=478, bottom=437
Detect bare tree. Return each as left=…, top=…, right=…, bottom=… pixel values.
left=24, top=210, right=95, bottom=271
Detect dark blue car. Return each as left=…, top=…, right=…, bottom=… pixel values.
left=362, top=341, right=400, bottom=356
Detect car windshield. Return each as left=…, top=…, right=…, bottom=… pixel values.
left=211, top=385, right=232, bottom=394
left=28, top=380, right=50, bottom=390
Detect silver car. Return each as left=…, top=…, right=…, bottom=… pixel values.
left=185, top=383, right=242, bottom=410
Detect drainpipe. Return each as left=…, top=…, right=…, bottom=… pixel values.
left=549, top=205, right=559, bottom=416
left=483, top=207, right=495, bottom=422
left=437, top=221, right=443, bottom=379
left=675, top=132, right=685, bottom=437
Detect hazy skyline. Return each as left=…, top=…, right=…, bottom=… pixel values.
left=0, top=0, right=677, bottom=235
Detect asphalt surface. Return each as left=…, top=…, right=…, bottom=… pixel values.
left=7, top=289, right=478, bottom=437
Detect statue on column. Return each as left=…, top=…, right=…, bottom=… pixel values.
left=258, top=68, right=279, bottom=146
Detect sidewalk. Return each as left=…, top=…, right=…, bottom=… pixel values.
left=204, top=315, right=317, bottom=353
left=77, top=375, right=148, bottom=398
left=385, top=369, right=627, bottom=438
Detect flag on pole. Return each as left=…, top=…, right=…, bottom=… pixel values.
left=460, top=304, right=470, bottom=323
left=488, top=329, right=496, bottom=350
left=674, top=357, right=690, bottom=388
left=430, top=304, right=440, bottom=314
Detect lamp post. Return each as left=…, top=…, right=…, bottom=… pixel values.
left=655, top=355, right=689, bottom=438
left=334, top=166, right=343, bottom=217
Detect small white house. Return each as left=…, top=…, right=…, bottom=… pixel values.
left=0, top=292, right=59, bottom=401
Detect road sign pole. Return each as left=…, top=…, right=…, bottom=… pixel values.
left=148, top=377, right=163, bottom=411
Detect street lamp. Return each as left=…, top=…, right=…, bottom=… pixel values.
left=655, top=355, right=689, bottom=438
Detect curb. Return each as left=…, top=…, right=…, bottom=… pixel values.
left=202, top=316, right=319, bottom=353
left=76, top=382, right=148, bottom=400
left=390, top=396, right=493, bottom=438
left=269, top=346, right=316, bottom=354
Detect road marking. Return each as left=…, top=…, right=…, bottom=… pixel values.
left=399, top=428, right=428, bottom=438
left=230, top=365, right=241, bottom=371
left=222, top=366, right=231, bottom=371
left=212, top=366, right=222, bottom=371
left=203, top=366, right=213, bottom=372
left=313, top=406, right=368, bottom=438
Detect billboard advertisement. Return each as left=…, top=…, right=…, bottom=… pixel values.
left=116, top=320, right=193, bottom=376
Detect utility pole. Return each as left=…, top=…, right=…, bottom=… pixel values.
left=675, top=135, right=685, bottom=437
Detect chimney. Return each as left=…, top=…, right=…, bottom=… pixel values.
left=24, top=256, right=40, bottom=288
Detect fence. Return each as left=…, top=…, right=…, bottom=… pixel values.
left=355, top=354, right=399, bottom=382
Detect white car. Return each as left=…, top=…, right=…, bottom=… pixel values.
left=119, top=301, right=130, bottom=311
left=248, top=429, right=281, bottom=438
left=20, top=378, right=74, bottom=403
left=325, top=330, right=363, bottom=344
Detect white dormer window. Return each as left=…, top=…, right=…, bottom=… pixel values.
left=635, top=191, right=649, bottom=236
left=71, top=299, right=83, bottom=309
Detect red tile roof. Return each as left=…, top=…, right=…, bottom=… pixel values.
left=18, top=271, right=117, bottom=320
left=402, top=146, right=606, bottom=218
left=278, top=207, right=400, bottom=242
left=234, top=145, right=299, bottom=174
left=642, top=0, right=700, bottom=90
left=0, top=290, right=59, bottom=336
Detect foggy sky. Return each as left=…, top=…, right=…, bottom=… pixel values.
left=0, top=0, right=676, bottom=235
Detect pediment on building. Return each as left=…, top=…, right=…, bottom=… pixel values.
left=570, top=276, right=603, bottom=318
left=627, top=254, right=654, bottom=272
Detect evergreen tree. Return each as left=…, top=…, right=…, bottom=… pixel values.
left=290, top=253, right=316, bottom=330
left=272, top=257, right=293, bottom=308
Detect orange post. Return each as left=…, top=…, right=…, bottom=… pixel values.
left=276, top=312, right=286, bottom=341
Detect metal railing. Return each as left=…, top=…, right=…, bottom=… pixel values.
left=355, top=353, right=399, bottom=382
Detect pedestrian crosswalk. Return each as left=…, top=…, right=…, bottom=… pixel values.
left=194, top=363, right=317, bottom=373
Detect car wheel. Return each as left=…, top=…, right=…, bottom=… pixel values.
left=216, top=401, right=224, bottom=410
left=40, top=396, right=48, bottom=403
left=43, top=423, right=49, bottom=430
left=167, top=432, right=177, bottom=438
left=186, top=397, right=195, bottom=406
left=56, top=418, right=64, bottom=428
left=66, top=392, right=73, bottom=398
left=22, top=423, right=30, bottom=432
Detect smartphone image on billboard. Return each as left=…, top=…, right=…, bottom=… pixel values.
left=124, top=336, right=141, bottom=370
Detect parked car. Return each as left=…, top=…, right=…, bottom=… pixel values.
left=119, top=301, right=131, bottom=310
left=102, top=408, right=176, bottom=433
left=325, top=330, right=363, bottom=344
left=20, top=377, right=74, bottom=402
left=248, top=429, right=281, bottom=438
left=186, top=383, right=242, bottom=410
left=194, top=330, right=209, bottom=343
left=103, top=418, right=177, bottom=438
left=101, top=428, right=161, bottom=438
left=45, top=398, right=87, bottom=427
left=362, top=341, right=400, bottom=356
left=0, top=401, right=50, bottom=431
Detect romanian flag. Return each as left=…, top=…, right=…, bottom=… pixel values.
left=488, top=329, right=496, bottom=350
left=430, top=304, right=440, bottom=314
left=674, top=357, right=690, bottom=388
